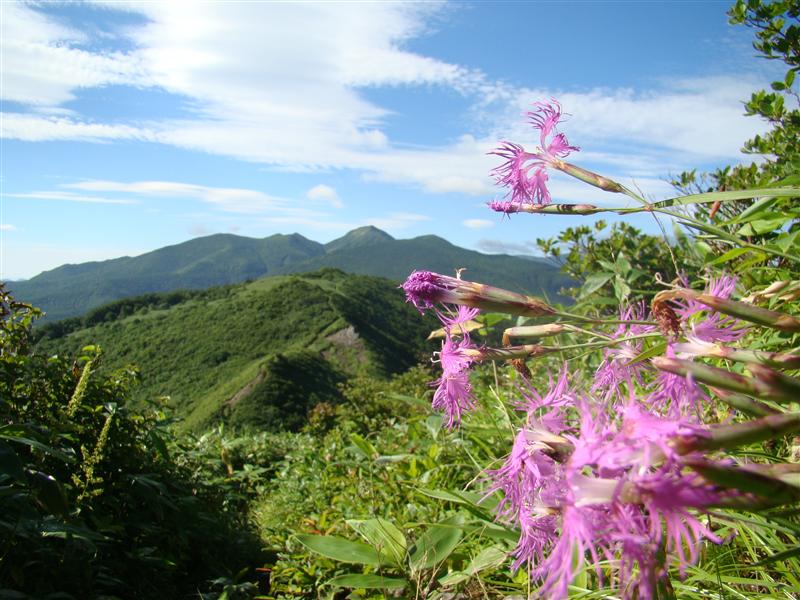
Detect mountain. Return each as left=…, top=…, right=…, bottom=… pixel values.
left=323, top=225, right=394, bottom=253
left=11, top=233, right=325, bottom=321
left=278, top=233, right=571, bottom=299
left=35, top=269, right=437, bottom=432
left=11, top=227, right=571, bottom=322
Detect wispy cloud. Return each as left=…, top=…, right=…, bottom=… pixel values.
left=0, top=224, right=16, bottom=231
left=365, top=212, right=431, bottom=231
left=6, top=191, right=138, bottom=205
left=463, top=219, right=494, bottom=229
left=65, top=180, right=290, bottom=213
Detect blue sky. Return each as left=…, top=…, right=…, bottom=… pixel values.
left=0, top=1, right=779, bottom=280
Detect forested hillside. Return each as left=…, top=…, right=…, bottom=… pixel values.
left=35, top=269, right=437, bottom=431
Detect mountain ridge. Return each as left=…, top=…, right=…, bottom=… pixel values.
left=11, top=227, right=571, bottom=322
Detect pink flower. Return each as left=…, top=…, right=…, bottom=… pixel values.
left=676, top=275, right=747, bottom=343
left=431, top=331, right=478, bottom=428
left=490, top=100, right=579, bottom=207
left=592, top=303, right=655, bottom=405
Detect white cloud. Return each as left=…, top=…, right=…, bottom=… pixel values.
left=0, top=224, right=16, bottom=231
left=65, top=180, right=290, bottom=213
left=5, top=191, right=137, bottom=205
left=364, top=212, right=431, bottom=231
left=1, top=3, right=772, bottom=203
left=1, top=3, right=147, bottom=107
left=306, top=184, right=343, bottom=208
left=463, top=219, right=494, bottom=229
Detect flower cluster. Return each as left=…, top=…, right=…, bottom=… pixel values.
left=401, top=100, right=800, bottom=599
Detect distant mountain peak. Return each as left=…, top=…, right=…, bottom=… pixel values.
left=324, top=226, right=394, bottom=253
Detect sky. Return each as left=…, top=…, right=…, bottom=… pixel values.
left=0, top=0, right=781, bottom=280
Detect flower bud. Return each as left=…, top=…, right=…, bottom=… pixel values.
left=653, top=356, right=800, bottom=403
left=403, top=271, right=556, bottom=318
left=549, top=159, right=626, bottom=193
left=488, top=201, right=600, bottom=215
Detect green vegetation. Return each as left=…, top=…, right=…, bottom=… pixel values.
left=0, top=290, right=267, bottom=599
left=35, top=269, right=436, bottom=432
left=12, top=226, right=570, bottom=322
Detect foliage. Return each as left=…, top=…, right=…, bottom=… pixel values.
left=35, top=270, right=435, bottom=432
left=227, top=350, right=345, bottom=432
left=0, top=285, right=266, bottom=599
left=536, top=220, right=693, bottom=306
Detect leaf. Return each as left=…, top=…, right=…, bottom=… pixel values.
left=655, top=187, right=800, bottom=208
left=706, top=247, right=753, bottom=266
left=579, top=273, right=614, bottom=298
left=0, top=427, right=74, bottom=463
left=736, top=217, right=790, bottom=236
left=325, top=574, right=407, bottom=589
left=28, top=470, right=69, bottom=516
left=0, top=441, right=25, bottom=482
left=686, top=461, right=800, bottom=505
left=624, top=341, right=668, bottom=367
left=294, top=534, right=384, bottom=566
left=374, top=454, right=412, bottom=464
left=348, top=434, right=377, bottom=460
left=438, top=546, right=507, bottom=586
left=752, top=545, right=800, bottom=566
left=346, top=518, right=407, bottom=567
left=409, top=515, right=464, bottom=571
left=466, top=545, right=507, bottom=573
left=613, top=277, right=631, bottom=303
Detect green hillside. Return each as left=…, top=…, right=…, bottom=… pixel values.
left=35, top=269, right=436, bottom=431
left=11, top=227, right=570, bottom=322
left=11, top=233, right=325, bottom=321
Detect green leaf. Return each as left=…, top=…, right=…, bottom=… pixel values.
left=28, top=470, right=69, bottom=516
left=624, top=341, right=668, bottom=367
left=771, top=229, right=800, bottom=253
left=707, top=247, right=753, bottom=266
left=613, top=277, right=631, bottom=302
left=736, top=217, right=790, bottom=236
left=346, top=518, right=407, bottom=567
left=686, top=461, right=800, bottom=505
left=464, top=546, right=507, bottom=574
left=0, top=441, right=25, bottom=482
left=0, top=427, right=75, bottom=463
left=409, top=515, right=464, bottom=570
left=348, top=434, right=377, bottom=460
left=294, top=534, right=384, bottom=566
left=579, top=272, right=614, bottom=298
left=655, top=187, right=800, bottom=208
left=325, top=574, right=407, bottom=589
left=752, top=545, right=800, bottom=566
